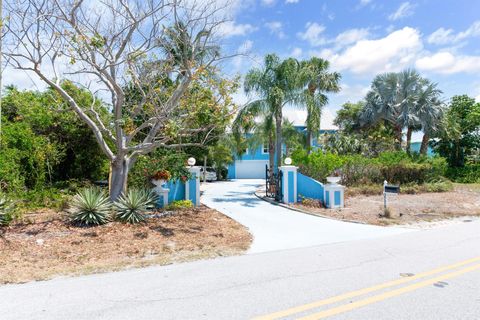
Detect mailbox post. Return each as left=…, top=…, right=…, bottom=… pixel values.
left=383, top=180, right=400, bottom=216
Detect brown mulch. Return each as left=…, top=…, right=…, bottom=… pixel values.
left=292, top=184, right=480, bottom=226
left=0, top=206, right=251, bottom=284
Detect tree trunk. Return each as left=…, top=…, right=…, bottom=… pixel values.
left=109, top=157, right=131, bottom=201
left=394, top=125, right=403, bottom=151
left=420, top=133, right=429, bottom=156
left=306, top=129, right=312, bottom=153
left=268, top=134, right=275, bottom=168
left=406, top=126, right=413, bottom=154
left=306, top=84, right=318, bottom=153
left=275, top=108, right=283, bottom=172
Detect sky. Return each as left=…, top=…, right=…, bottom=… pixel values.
left=4, top=0, right=480, bottom=139
left=218, top=0, right=480, bottom=135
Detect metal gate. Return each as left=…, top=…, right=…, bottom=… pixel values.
left=265, top=165, right=282, bottom=202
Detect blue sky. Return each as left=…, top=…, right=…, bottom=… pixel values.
left=220, top=0, right=480, bottom=132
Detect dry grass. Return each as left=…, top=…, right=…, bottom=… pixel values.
left=0, top=206, right=251, bottom=284
left=293, top=184, right=480, bottom=226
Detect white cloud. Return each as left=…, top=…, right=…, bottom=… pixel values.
left=290, top=47, right=303, bottom=58
left=232, top=40, right=254, bottom=72
left=388, top=2, right=416, bottom=21
left=218, top=21, right=257, bottom=38
left=427, top=21, right=480, bottom=45
left=297, top=22, right=326, bottom=46
left=359, top=0, right=372, bottom=5
left=336, top=83, right=370, bottom=102
left=333, top=28, right=370, bottom=48
left=416, top=51, right=480, bottom=74
left=265, top=21, right=286, bottom=39
left=476, top=94, right=480, bottom=102
left=261, top=0, right=276, bottom=6
left=285, top=0, right=299, bottom=3
left=324, top=27, right=422, bottom=74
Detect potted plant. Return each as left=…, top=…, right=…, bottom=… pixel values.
left=151, top=169, right=171, bottom=187
left=326, top=168, right=342, bottom=185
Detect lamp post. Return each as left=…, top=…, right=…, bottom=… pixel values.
left=187, top=157, right=196, bottom=167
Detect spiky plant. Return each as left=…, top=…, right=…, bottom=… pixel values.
left=0, top=193, right=14, bottom=226
left=70, top=187, right=112, bottom=226
left=114, top=188, right=158, bottom=224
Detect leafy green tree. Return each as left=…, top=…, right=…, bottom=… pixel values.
left=2, top=84, right=108, bottom=182
left=433, top=95, right=480, bottom=167
left=5, top=0, right=229, bottom=200
left=333, top=101, right=396, bottom=156
left=208, top=141, right=234, bottom=180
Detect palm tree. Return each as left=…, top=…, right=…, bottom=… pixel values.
left=298, top=58, right=341, bottom=150
left=415, top=79, right=444, bottom=155
left=361, top=70, right=424, bottom=151
left=243, top=54, right=301, bottom=171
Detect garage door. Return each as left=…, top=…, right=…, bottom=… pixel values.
left=235, top=160, right=269, bottom=179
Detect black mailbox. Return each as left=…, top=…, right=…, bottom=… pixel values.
left=384, top=185, right=400, bottom=194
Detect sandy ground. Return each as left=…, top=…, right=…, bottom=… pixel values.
left=292, top=184, right=480, bottom=227
left=0, top=206, right=252, bottom=284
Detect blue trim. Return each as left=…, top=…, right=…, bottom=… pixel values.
left=288, top=171, right=294, bottom=203
left=325, top=191, right=330, bottom=207
left=188, top=174, right=197, bottom=205
left=334, top=191, right=341, bottom=206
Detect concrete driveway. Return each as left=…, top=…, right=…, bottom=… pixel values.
left=201, top=179, right=410, bottom=253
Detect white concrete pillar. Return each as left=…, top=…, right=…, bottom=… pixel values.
left=279, top=166, right=297, bottom=204
left=186, top=166, right=201, bottom=207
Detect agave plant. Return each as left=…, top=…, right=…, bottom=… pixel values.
left=70, top=187, right=112, bottom=226
left=0, top=193, right=13, bottom=226
left=114, top=188, right=158, bottom=224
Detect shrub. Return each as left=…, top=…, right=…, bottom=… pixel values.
left=340, top=155, right=381, bottom=186
left=0, top=193, right=14, bottom=226
left=166, top=200, right=193, bottom=211
left=128, top=149, right=190, bottom=188
left=70, top=187, right=112, bottom=226
left=299, top=196, right=323, bottom=208
left=114, top=189, right=157, bottom=224
left=376, top=151, right=410, bottom=166
left=292, top=149, right=344, bottom=183
left=380, top=162, right=431, bottom=184
left=446, top=165, right=480, bottom=183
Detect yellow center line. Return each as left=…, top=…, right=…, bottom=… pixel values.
left=252, top=256, right=480, bottom=320
left=298, top=262, right=480, bottom=320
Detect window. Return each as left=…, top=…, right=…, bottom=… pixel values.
left=262, top=145, right=269, bottom=154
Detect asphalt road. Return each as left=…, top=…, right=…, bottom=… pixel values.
left=1, top=217, right=480, bottom=319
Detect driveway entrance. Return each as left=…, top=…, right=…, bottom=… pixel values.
left=201, top=179, right=410, bottom=253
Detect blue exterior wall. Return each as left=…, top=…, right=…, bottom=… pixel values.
left=227, top=163, right=236, bottom=179
left=297, top=172, right=324, bottom=202
left=165, top=179, right=185, bottom=203
left=410, top=142, right=435, bottom=157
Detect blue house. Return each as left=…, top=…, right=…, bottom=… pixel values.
left=227, top=110, right=338, bottom=179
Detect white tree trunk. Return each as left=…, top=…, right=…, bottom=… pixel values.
left=109, top=157, right=131, bottom=201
